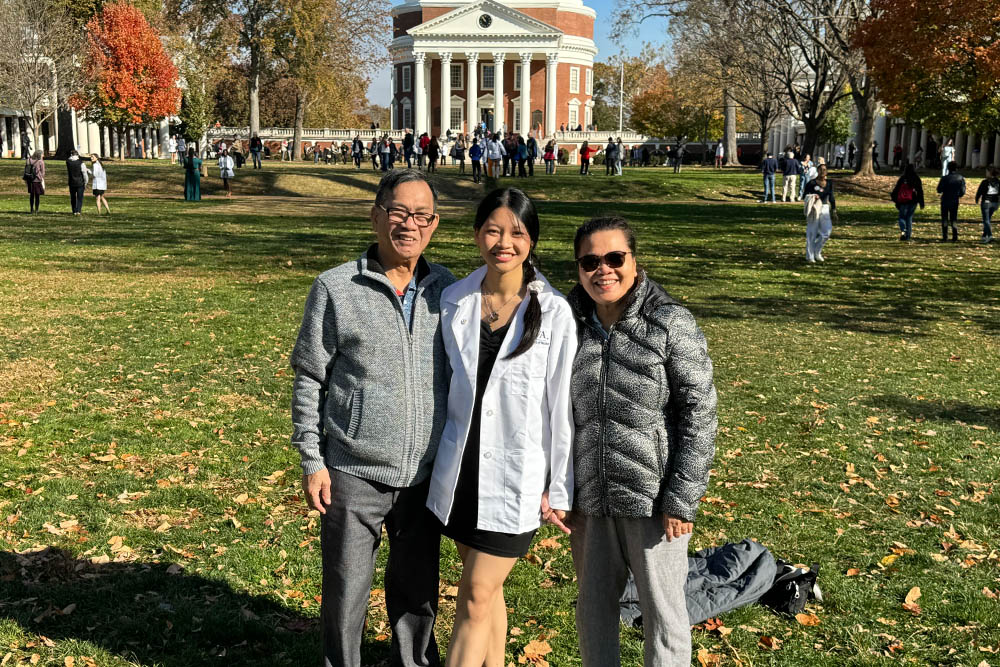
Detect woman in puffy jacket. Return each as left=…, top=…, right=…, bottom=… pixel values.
left=567, top=215, right=717, bottom=667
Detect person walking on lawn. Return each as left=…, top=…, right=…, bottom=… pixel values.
left=974, top=166, right=999, bottom=243
left=937, top=161, right=965, bottom=242
left=760, top=151, right=778, bottom=203
left=291, top=169, right=455, bottom=667
left=891, top=163, right=924, bottom=241
left=803, top=163, right=837, bottom=262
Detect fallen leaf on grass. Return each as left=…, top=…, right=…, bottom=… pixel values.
left=65, top=658, right=75, bottom=667
left=846, top=568, right=861, bottom=576
left=795, top=612, right=821, bottom=626
left=880, top=554, right=899, bottom=567
left=697, top=648, right=721, bottom=666
left=903, top=586, right=922, bottom=615
left=759, top=635, right=782, bottom=650
left=61, top=603, right=77, bottom=615
left=518, top=639, right=552, bottom=666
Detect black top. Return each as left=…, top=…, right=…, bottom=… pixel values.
left=937, top=173, right=967, bottom=202
left=975, top=178, right=1000, bottom=204
left=891, top=176, right=925, bottom=207
left=447, top=321, right=510, bottom=530
left=804, top=179, right=837, bottom=208
left=66, top=157, right=86, bottom=187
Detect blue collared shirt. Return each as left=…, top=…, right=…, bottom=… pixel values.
left=399, top=274, right=418, bottom=331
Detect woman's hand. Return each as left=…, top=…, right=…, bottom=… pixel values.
left=663, top=514, right=693, bottom=542
left=541, top=491, right=571, bottom=535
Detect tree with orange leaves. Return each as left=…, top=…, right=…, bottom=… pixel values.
left=71, top=1, right=181, bottom=159
left=857, top=0, right=1000, bottom=135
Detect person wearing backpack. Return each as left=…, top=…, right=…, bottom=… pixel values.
left=974, top=165, right=999, bottom=243
left=24, top=151, right=45, bottom=213
left=891, top=163, right=925, bottom=241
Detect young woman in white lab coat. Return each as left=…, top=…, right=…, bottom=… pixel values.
left=426, top=187, right=576, bottom=667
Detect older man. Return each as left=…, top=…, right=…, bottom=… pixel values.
left=291, top=169, right=456, bottom=666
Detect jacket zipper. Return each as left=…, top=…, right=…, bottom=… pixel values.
left=597, top=329, right=612, bottom=516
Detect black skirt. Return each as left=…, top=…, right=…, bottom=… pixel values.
left=439, top=320, right=537, bottom=559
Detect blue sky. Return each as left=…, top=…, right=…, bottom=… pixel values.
left=366, top=0, right=670, bottom=104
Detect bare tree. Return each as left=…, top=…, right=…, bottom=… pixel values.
left=763, top=0, right=879, bottom=175
left=0, top=0, right=80, bottom=155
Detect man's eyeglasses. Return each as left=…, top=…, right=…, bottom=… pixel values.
left=377, top=204, right=437, bottom=227
left=575, top=251, right=632, bottom=272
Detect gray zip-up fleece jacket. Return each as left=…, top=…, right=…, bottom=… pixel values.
left=568, top=273, right=717, bottom=522
left=290, top=245, right=456, bottom=487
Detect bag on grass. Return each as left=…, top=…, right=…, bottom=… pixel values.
left=758, top=560, right=821, bottom=616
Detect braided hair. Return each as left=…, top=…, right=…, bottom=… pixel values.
left=473, top=187, right=542, bottom=359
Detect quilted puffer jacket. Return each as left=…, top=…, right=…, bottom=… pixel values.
left=568, top=273, right=717, bottom=522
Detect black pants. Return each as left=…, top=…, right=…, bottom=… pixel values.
left=471, top=160, right=481, bottom=182
left=69, top=185, right=84, bottom=214
left=941, top=201, right=959, bottom=240
left=581, top=158, right=590, bottom=175
left=527, top=158, right=534, bottom=176
left=517, top=159, right=527, bottom=177
left=502, top=155, right=510, bottom=176
left=29, top=192, right=40, bottom=212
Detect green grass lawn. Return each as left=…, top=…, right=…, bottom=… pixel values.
left=0, top=162, right=997, bottom=666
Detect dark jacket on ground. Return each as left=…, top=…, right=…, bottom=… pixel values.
left=891, top=177, right=925, bottom=208
left=66, top=157, right=86, bottom=187
left=567, top=273, right=718, bottom=522
left=937, top=173, right=966, bottom=203
left=761, top=157, right=778, bottom=176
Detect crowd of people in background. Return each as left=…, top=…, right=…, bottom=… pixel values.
left=12, top=127, right=998, bottom=247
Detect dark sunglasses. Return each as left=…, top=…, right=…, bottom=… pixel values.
left=575, top=251, right=631, bottom=272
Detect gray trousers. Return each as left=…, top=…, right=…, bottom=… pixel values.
left=571, top=515, right=691, bottom=666
left=321, top=468, right=442, bottom=667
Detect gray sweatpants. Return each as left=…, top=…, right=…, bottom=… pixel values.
left=320, top=468, right=442, bottom=667
left=571, top=515, right=691, bottom=666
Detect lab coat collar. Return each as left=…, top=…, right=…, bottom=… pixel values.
left=443, top=264, right=558, bottom=313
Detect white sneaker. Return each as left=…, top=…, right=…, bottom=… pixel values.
left=816, top=254, right=825, bottom=262
left=806, top=257, right=816, bottom=263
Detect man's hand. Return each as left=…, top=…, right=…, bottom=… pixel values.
left=541, top=491, right=570, bottom=535
left=303, top=468, right=332, bottom=514
left=663, top=514, right=693, bottom=542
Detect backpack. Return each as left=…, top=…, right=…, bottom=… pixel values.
left=897, top=181, right=914, bottom=203
left=758, top=560, right=821, bottom=616
left=23, top=160, right=35, bottom=182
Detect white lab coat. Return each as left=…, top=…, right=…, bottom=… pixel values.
left=427, top=265, right=576, bottom=534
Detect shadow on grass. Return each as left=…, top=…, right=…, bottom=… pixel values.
left=865, top=395, right=1000, bottom=430
left=0, top=547, right=392, bottom=667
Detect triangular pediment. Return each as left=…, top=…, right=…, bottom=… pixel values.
left=408, top=0, right=562, bottom=38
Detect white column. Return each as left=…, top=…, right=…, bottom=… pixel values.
left=954, top=131, right=965, bottom=167
left=440, top=52, right=452, bottom=136
left=874, top=114, right=886, bottom=161
left=492, top=52, right=506, bottom=132
left=908, top=127, right=919, bottom=161
left=994, top=134, right=1000, bottom=167
left=159, top=118, right=170, bottom=158
left=466, top=53, right=479, bottom=134
left=519, top=52, right=532, bottom=136
left=414, top=53, right=427, bottom=135
left=425, top=58, right=432, bottom=133
left=888, top=123, right=898, bottom=165
left=545, top=53, right=558, bottom=137
left=978, top=135, right=988, bottom=168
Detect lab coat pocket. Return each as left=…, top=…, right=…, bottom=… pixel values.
left=508, top=346, right=548, bottom=396
left=504, top=448, right=528, bottom=496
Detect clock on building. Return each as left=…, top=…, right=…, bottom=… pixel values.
left=478, top=13, right=492, bottom=28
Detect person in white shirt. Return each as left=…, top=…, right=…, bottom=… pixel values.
left=89, top=154, right=110, bottom=214
left=218, top=149, right=235, bottom=198
left=484, top=133, right=506, bottom=179
left=834, top=144, right=846, bottom=169
left=714, top=140, right=724, bottom=168
left=427, top=187, right=574, bottom=667
left=168, top=135, right=178, bottom=164
left=940, top=138, right=955, bottom=177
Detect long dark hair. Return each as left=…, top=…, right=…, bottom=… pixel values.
left=474, top=187, right=541, bottom=359
left=901, top=163, right=920, bottom=189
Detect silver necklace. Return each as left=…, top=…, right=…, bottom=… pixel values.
left=481, top=290, right=520, bottom=323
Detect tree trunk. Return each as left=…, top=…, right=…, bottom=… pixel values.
left=292, top=88, right=307, bottom=161
left=249, top=47, right=261, bottom=137
left=852, top=90, right=878, bottom=177
left=723, top=89, right=738, bottom=166
left=55, top=101, right=74, bottom=159
left=801, top=118, right=822, bottom=159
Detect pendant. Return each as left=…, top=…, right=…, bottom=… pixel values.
left=486, top=311, right=499, bottom=323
